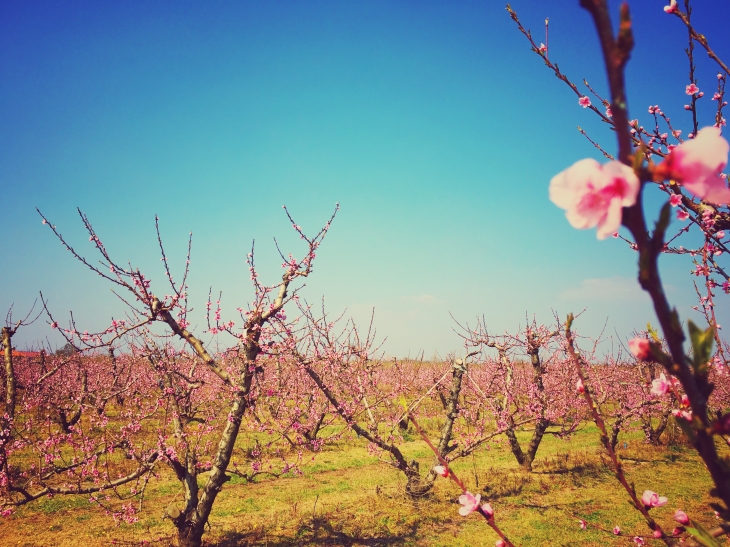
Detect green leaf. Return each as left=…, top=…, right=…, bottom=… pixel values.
left=646, top=322, right=660, bottom=342
left=686, top=521, right=723, bottom=547
left=688, top=320, right=714, bottom=375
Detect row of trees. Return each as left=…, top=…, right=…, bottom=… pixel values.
left=1, top=271, right=709, bottom=546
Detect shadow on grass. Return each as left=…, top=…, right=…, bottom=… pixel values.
left=211, top=518, right=419, bottom=547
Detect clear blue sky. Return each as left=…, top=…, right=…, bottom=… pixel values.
left=2, top=1, right=729, bottom=357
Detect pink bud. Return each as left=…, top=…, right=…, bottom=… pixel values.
left=433, top=465, right=449, bottom=478
left=674, top=510, right=690, bottom=525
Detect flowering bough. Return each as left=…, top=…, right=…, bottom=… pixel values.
left=515, top=0, right=730, bottom=542
left=406, top=411, right=515, bottom=547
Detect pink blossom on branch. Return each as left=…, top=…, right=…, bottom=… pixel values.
left=686, top=83, right=700, bottom=96
left=641, top=490, right=668, bottom=509
left=578, top=96, right=591, bottom=108
left=655, top=127, right=730, bottom=205
left=433, top=465, right=449, bottom=478
left=549, top=159, right=640, bottom=240
left=458, top=492, right=481, bottom=516
left=650, top=373, right=671, bottom=397
left=675, top=510, right=690, bottom=525
left=664, top=0, right=678, bottom=13
left=669, top=194, right=682, bottom=207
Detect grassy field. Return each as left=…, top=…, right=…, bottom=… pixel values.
left=0, top=422, right=724, bottom=547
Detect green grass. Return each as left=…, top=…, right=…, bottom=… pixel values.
left=1, top=423, right=725, bottom=546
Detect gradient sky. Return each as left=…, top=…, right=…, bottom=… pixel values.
left=2, top=1, right=729, bottom=357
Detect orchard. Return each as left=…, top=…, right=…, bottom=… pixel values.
left=2, top=1, right=730, bottom=546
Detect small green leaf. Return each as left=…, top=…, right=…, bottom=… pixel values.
left=686, top=521, right=723, bottom=547
left=688, top=320, right=714, bottom=375
left=646, top=322, right=660, bottom=342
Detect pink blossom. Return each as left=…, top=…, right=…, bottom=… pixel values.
left=675, top=510, right=690, bottom=525
left=686, top=83, right=700, bottom=95
left=669, top=194, right=682, bottom=207
left=579, top=519, right=587, bottom=529
left=550, top=159, right=640, bottom=240
left=433, top=465, right=449, bottom=478
left=672, top=409, right=692, bottom=421
left=642, top=490, right=668, bottom=509
left=664, top=0, right=677, bottom=13
left=677, top=209, right=689, bottom=221
left=656, top=127, right=730, bottom=205
left=629, top=338, right=651, bottom=361
left=634, top=537, right=645, bottom=545
left=576, top=378, right=585, bottom=393
left=50, top=321, right=58, bottom=329
left=458, top=491, right=481, bottom=516
left=605, top=106, right=613, bottom=118
left=651, top=373, right=671, bottom=397
left=579, top=96, right=591, bottom=108
left=613, top=526, right=621, bottom=535
left=538, top=43, right=547, bottom=53
left=653, top=530, right=663, bottom=539
left=495, top=541, right=505, bottom=547
left=481, top=502, right=494, bottom=518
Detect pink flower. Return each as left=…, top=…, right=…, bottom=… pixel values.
left=579, top=519, right=587, bottom=529
left=579, top=96, right=591, bottom=108
left=675, top=510, right=690, bottom=525
left=653, top=530, right=663, bottom=539
left=550, top=159, right=640, bottom=240
left=613, top=526, right=621, bottom=535
left=664, top=0, right=677, bottom=13
left=634, top=537, right=645, bottom=545
left=538, top=43, right=547, bottom=53
left=495, top=541, right=505, bottom=547
left=677, top=209, right=689, bottom=221
left=606, top=106, right=613, bottom=118
left=50, top=321, right=58, bottom=329
left=642, top=490, right=668, bottom=509
left=458, top=492, right=481, bottom=516
left=656, top=127, right=730, bottom=205
left=651, top=373, right=671, bottom=397
left=576, top=378, right=585, bottom=393
left=669, top=194, right=682, bottom=207
left=433, top=465, right=449, bottom=478
left=674, top=408, right=692, bottom=420
left=481, top=503, right=494, bottom=518
left=686, top=83, right=700, bottom=95
left=629, top=338, right=651, bottom=361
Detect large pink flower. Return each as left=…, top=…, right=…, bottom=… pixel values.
left=656, top=127, right=730, bottom=205
left=550, top=159, right=640, bottom=239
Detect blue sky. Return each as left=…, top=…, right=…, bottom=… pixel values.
left=2, top=1, right=729, bottom=357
